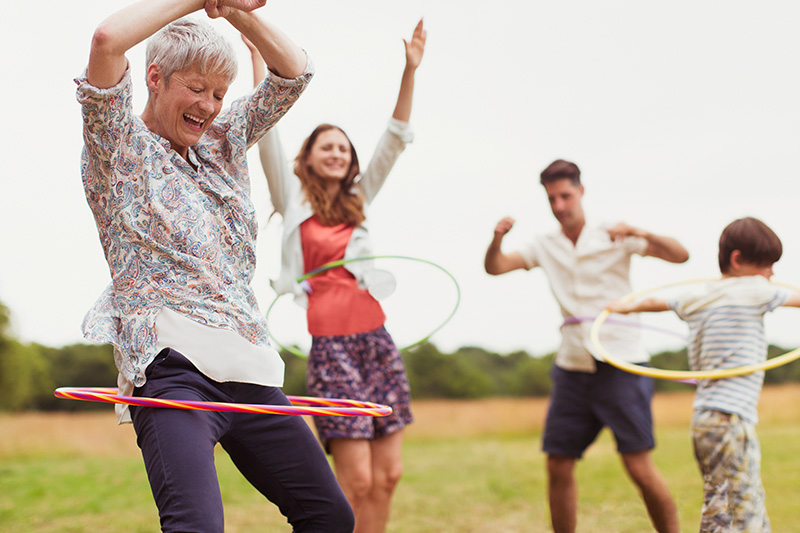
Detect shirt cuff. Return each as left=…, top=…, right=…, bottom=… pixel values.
left=265, top=52, right=315, bottom=88
left=74, top=61, right=131, bottom=97
left=387, top=117, right=415, bottom=144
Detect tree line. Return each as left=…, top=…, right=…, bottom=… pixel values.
left=2, top=301, right=800, bottom=412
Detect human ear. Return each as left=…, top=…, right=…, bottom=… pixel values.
left=729, top=250, right=743, bottom=270
left=146, top=64, right=163, bottom=93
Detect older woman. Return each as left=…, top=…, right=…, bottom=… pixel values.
left=77, top=1, right=353, bottom=531
left=247, top=19, right=425, bottom=533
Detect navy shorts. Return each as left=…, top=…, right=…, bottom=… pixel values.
left=306, top=326, right=414, bottom=453
left=542, top=361, right=656, bottom=458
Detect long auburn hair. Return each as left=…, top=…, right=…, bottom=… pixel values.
left=294, top=124, right=365, bottom=226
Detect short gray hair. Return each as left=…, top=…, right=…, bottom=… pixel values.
left=145, top=17, right=237, bottom=87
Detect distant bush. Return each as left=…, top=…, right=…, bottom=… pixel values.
left=2, top=297, right=799, bottom=411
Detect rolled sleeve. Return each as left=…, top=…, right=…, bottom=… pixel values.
left=75, top=66, right=135, bottom=191
left=386, top=117, right=415, bottom=144
left=244, top=54, right=315, bottom=147
left=358, top=118, right=414, bottom=202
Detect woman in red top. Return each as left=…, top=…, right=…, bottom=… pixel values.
left=247, top=20, right=426, bottom=533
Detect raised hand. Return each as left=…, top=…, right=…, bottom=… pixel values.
left=606, top=222, right=643, bottom=242
left=205, top=0, right=267, bottom=19
left=494, top=217, right=515, bottom=238
left=403, top=18, right=427, bottom=70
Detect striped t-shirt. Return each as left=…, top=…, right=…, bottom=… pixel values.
left=669, top=276, right=788, bottom=424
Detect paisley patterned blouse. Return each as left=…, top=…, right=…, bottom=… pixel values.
left=76, top=61, right=313, bottom=387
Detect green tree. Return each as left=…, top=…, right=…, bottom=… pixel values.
left=38, top=343, right=118, bottom=411
left=404, top=343, right=495, bottom=399
left=279, top=349, right=309, bottom=396
left=504, top=351, right=554, bottom=396
left=0, top=340, right=52, bottom=411
left=0, top=302, right=54, bottom=411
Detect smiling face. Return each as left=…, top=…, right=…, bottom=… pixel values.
left=142, top=64, right=229, bottom=159
left=305, top=128, right=353, bottom=182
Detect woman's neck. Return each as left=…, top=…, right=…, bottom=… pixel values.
left=323, top=179, right=340, bottom=200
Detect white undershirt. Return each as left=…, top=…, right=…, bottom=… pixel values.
left=115, top=307, right=284, bottom=423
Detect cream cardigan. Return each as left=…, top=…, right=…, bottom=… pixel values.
left=258, top=118, right=414, bottom=308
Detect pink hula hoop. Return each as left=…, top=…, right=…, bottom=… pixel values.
left=54, top=387, right=392, bottom=417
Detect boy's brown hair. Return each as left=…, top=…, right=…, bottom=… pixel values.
left=718, top=217, right=782, bottom=273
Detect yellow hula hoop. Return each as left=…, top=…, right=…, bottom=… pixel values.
left=590, top=278, right=800, bottom=380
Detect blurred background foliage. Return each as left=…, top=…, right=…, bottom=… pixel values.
left=2, top=297, right=799, bottom=411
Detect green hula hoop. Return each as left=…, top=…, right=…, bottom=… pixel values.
left=266, top=255, right=461, bottom=358
left=590, top=278, right=800, bottom=380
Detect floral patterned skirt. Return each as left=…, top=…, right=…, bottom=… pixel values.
left=306, top=326, right=414, bottom=452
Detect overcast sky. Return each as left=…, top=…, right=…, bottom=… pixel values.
left=2, top=1, right=800, bottom=359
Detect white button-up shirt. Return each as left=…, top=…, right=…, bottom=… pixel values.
left=519, top=225, right=649, bottom=372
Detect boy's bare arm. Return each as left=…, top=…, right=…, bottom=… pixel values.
left=782, top=292, right=800, bottom=308
left=606, top=297, right=670, bottom=314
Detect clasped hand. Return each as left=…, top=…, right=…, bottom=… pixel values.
left=205, top=0, right=267, bottom=18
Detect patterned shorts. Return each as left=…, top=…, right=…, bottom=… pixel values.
left=306, top=326, right=414, bottom=452
left=692, top=409, right=770, bottom=533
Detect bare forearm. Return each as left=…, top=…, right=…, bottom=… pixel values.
left=643, top=232, right=690, bottom=263
left=484, top=236, right=526, bottom=275
left=391, top=19, right=425, bottom=123
left=783, top=292, right=800, bottom=308
left=608, top=297, right=670, bottom=314
left=484, top=237, right=504, bottom=274
left=227, top=11, right=305, bottom=79
left=634, top=298, right=670, bottom=312
left=249, top=47, right=267, bottom=86
left=88, top=0, right=203, bottom=88
left=392, top=66, right=416, bottom=122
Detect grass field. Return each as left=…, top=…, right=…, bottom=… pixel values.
left=2, top=385, right=800, bottom=532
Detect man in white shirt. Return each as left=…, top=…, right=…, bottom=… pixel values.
left=484, top=159, right=688, bottom=533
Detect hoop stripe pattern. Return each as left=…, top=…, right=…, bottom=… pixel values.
left=54, top=387, right=393, bottom=417
left=266, top=255, right=461, bottom=358
left=590, top=278, right=800, bottom=380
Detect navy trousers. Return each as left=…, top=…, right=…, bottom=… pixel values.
left=131, top=348, right=354, bottom=533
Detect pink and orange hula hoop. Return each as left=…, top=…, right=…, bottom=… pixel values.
left=54, top=387, right=392, bottom=417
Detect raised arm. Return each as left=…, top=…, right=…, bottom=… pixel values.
left=356, top=21, right=426, bottom=202
left=484, top=217, right=528, bottom=275
left=242, top=35, right=267, bottom=86
left=88, top=0, right=201, bottom=88
left=87, top=0, right=267, bottom=89
left=392, top=19, right=426, bottom=122
left=223, top=10, right=306, bottom=79
left=243, top=37, right=292, bottom=215
left=607, top=222, right=690, bottom=264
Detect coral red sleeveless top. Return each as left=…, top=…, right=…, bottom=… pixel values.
left=300, top=216, right=385, bottom=336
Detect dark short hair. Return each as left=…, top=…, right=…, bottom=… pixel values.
left=718, top=217, right=782, bottom=273
left=540, top=159, right=581, bottom=186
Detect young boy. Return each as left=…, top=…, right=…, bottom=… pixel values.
left=607, top=217, right=800, bottom=533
